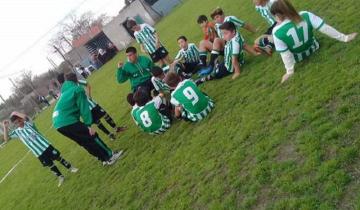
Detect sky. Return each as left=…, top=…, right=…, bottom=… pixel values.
left=0, top=0, right=125, bottom=99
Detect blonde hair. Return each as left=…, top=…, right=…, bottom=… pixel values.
left=270, top=0, right=301, bottom=23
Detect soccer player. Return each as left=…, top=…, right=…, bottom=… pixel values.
left=164, top=72, right=214, bottom=122
left=150, top=66, right=171, bottom=96
left=270, top=0, right=357, bottom=83
left=198, top=21, right=245, bottom=81
left=207, top=7, right=258, bottom=73
left=61, top=73, right=127, bottom=140
left=173, top=36, right=202, bottom=77
left=197, top=15, right=218, bottom=65
left=2, top=112, right=78, bottom=187
left=117, top=47, right=154, bottom=94
left=132, top=88, right=171, bottom=135
left=53, top=73, right=123, bottom=166
left=126, top=19, right=172, bottom=67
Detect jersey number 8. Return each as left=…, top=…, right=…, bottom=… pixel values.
left=183, top=87, right=199, bottom=105
left=140, top=111, right=152, bottom=127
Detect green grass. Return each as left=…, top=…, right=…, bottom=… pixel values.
left=1, top=0, right=360, bottom=209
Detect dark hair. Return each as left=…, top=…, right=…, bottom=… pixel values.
left=126, top=19, right=137, bottom=29
left=164, top=71, right=181, bottom=88
left=270, top=0, right=301, bottom=23
left=197, top=15, right=208, bottom=24
left=65, top=72, right=78, bottom=83
left=210, top=7, right=224, bottom=19
left=151, top=66, right=164, bottom=77
left=133, top=87, right=151, bottom=106
left=177, top=35, right=187, bottom=42
left=57, top=73, right=65, bottom=84
left=125, top=46, right=137, bottom=54
left=126, top=93, right=135, bottom=106
left=219, top=21, right=236, bottom=32
left=10, top=115, right=20, bottom=122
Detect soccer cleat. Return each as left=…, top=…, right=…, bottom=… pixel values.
left=106, top=150, right=123, bottom=165
left=58, top=175, right=65, bottom=187
left=198, top=66, right=213, bottom=76
left=69, top=167, right=79, bottom=173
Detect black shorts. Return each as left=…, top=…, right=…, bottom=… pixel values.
left=184, top=62, right=200, bottom=74
left=91, top=105, right=106, bottom=122
left=38, top=145, right=60, bottom=167
left=150, top=46, right=169, bottom=63
left=265, top=23, right=277, bottom=35
left=214, top=62, right=231, bottom=79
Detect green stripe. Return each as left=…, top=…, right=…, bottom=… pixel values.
left=94, top=137, right=112, bottom=157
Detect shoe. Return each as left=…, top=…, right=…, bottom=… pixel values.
left=105, top=150, right=123, bottom=166
left=108, top=133, right=116, bottom=140
left=115, top=126, right=127, bottom=133
left=58, top=175, right=65, bottom=187
left=69, top=167, right=79, bottom=173
left=198, top=66, right=213, bottom=76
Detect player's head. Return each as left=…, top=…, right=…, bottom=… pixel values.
left=219, top=21, right=237, bottom=41
left=10, top=112, right=25, bottom=128
left=177, top=36, right=188, bottom=49
left=253, top=0, right=268, bottom=6
left=197, top=15, right=208, bottom=27
left=151, top=66, right=165, bottom=79
left=270, top=0, right=301, bottom=23
left=125, top=46, right=138, bottom=63
left=126, top=19, right=140, bottom=31
left=65, top=72, right=78, bottom=83
left=133, top=87, right=151, bottom=106
left=164, top=71, right=181, bottom=89
left=126, top=93, right=135, bottom=106
left=211, top=7, right=225, bottom=24
left=57, top=73, right=65, bottom=85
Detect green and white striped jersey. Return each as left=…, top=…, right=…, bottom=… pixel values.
left=9, top=121, right=50, bottom=157
left=224, top=33, right=245, bottom=72
left=215, top=16, right=245, bottom=39
left=170, top=79, right=214, bottom=122
left=273, top=11, right=325, bottom=62
left=151, top=76, right=171, bottom=93
left=255, top=0, right=277, bottom=26
left=134, top=23, right=160, bottom=54
left=78, top=79, right=98, bottom=110
left=175, top=43, right=200, bottom=64
left=133, top=96, right=170, bottom=134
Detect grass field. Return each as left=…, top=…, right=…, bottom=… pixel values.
left=0, top=0, right=360, bottom=209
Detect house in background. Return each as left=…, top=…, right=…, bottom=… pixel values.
left=64, top=0, right=182, bottom=66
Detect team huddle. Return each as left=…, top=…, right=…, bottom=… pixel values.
left=2, top=0, right=357, bottom=187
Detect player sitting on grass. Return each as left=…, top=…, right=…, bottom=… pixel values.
left=252, top=0, right=277, bottom=56
left=197, top=15, right=218, bottom=66
left=203, top=7, right=258, bottom=75
left=198, top=21, right=245, bottom=82
left=164, top=71, right=214, bottom=122
left=150, top=66, right=171, bottom=99
left=270, top=0, right=358, bottom=83
left=173, top=36, right=202, bottom=78
left=131, top=88, right=171, bottom=135
left=58, top=73, right=127, bottom=140
left=126, top=19, right=172, bottom=68
left=2, top=112, right=78, bottom=187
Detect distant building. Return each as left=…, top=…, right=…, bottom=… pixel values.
left=64, top=0, right=182, bottom=66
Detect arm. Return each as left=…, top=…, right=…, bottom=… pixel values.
left=154, top=32, right=161, bottom=49
left=140, top=44, right=146, bottom=53
left=232, top=56, right=241, bottom=74
left=76, top=88, right=93, bottom=126
left=86, top=83, right=92, bottom=99
left=319, top=24, right=357, bottom=42
left=116, top=62, right=129, bottom=83
left=280, top=50, right=296, bottom=83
